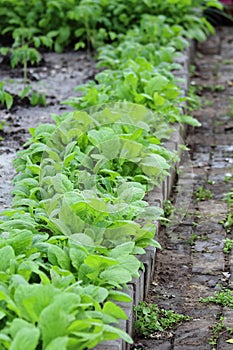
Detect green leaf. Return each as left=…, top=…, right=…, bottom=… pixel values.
left=39, top=305, right=67, bottom=348
left=178, top=115, right=201, bottom=127
left=100, top=267, right=132, bottom=285
left=108, top=290, right=132, bottom=303
left=45, top=337, right=69, bottom=350
left=110, top=242, right=135, bottom=258
left=10, top=327, right=40, bottom=350
left=103, top=301, right=127, bottom=320
left=5, top=92, right=13, bottom=110
left=153, top=92, right=165, bottom=106
left=48, top=245, right=71, bottom=270
left=14, top=284, right=56, bottom=323
left=103, top=324, right=133, bottom=344
left=0, top=246, right=15, bottom=271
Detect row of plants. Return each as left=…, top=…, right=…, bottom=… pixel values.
left=0, top=0, right=223, bottom=349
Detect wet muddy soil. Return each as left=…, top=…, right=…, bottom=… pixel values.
left=133, top=26, right=233, bottom=350
left=0, top=50, right=96, bottom=208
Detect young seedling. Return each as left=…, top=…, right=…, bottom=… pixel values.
left=188, top=233, right=198, bottom=246
left=134, top=301, right=190, bottom=338
left=194, top=186, right=213, bottom=202
left=200, top=288, right=233, bottom=308
left=223, top=238, right=233, bottom=254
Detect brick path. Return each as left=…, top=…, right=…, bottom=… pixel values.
left=135, top=27, right=233, bottom=350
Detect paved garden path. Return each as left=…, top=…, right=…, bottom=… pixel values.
left=134, top=26, right=233, bottom=350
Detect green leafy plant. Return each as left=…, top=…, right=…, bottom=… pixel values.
left=223, top=238, right=233, bottom=254
left=134, top=301, right=190, bottom=337
left=188, top=233, right=198, bottom=246
left=0, top=81, right=13, bottom=109
left=200, top=288, right=233, bottom=308
left=194, top=186, right=213, bottom=202
left=208, top=317, right=227, bottom=349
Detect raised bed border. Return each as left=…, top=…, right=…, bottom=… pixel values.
left=94, top=39, right=195, bottom=350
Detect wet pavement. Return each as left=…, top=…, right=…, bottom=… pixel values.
left=134, top=27, right=233, bottom=350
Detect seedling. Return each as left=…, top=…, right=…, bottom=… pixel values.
left=134, top=301, right=190, bottom=337
left=194, top=186, right=213, bottom=202
left=19, top=85, right=47, bottom=107
left=188, top=233, right=198, bottom=246
left=221, top=213, right=233, bottom=234
left=0, top=81, right=13, bottom=109
left=223, top=238, right=233, bottom=254
left=200, top=288, right=233, bottom=308
left=209, top=317, right=226, bottom=349
left=224, top=173, right=233, bottom=183
left=161, top=199, right=174, bottom=226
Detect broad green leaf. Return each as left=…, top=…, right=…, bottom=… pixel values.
left=100, top=267, right=132, bottom=285
left=45, top=337, right=69, bottom=350
left=110, top=242, right=135, bottom=258
left=103, top=301, right=127, bottom=320
left=103, top=324, right=133, bottom=344
left=39, top=293, right=80, bottom=348
left=39, top=306, right=67, bottom=348
left=5, top=92, right=13, bottom=110
left=10, top=318, right=37, bottom=338
left=48, top=245, right=71, bottom=270
left=0, top=246, right=15, bottom=271
left=14, top=284, right=56, bottom=323
left=10, top=327, right=40, bottom=350
left=108, top=290, right=132, bottom=302
left=153, top=92, right=165, bottom=106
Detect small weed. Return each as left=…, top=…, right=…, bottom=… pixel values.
left=212, top=63, right=220, bottom=77
left=209, top=316, right=226, bottom=349
left=211, top=84, right=225, bottom=92
left=188, top=233, right=198, bottom=246
left=224, top=60, right=233, bottom=65
left=207, top=180, right=215, bottom=185
left=224, top=174, right=233, bottom=183
left=221, top=213, right=233, bottom=234
left=161, top=200, right=174, bottom=226
left=189, top=64, right=196, bottom=76
left=203, top=98, right=213, bottom=107
left=194, top=186, right=213, bottom=202
left=134, top=302, right=190, bottom=338
left=199, top=83, right=225, bottom=92
left=0, top=82, right=13, bottom=110
left=224, top=189, right=233, bottom=208
left=223, top=238, right=233, bottom=254
left=200, top=288, right=233, bottom=308
left=187, top=84, right=201, bottom=110
left=163, top=200, right=174, bottom=218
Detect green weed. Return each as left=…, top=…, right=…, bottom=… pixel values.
left=134, top=301, right=190, bottom=337
left=188, top=233, right=198, bottom=246
left=200, top=288, right=233, bottom=308
left=194, top=186, right=213, bottom=202
left=224, top=238, right=233, bottom=254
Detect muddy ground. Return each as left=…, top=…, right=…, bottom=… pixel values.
left=0, top=50, right=96, bottom=208
left=133, top=26, right=233, bottom=350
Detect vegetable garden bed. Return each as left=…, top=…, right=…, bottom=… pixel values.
left=0, top=1, right=223, bottom=349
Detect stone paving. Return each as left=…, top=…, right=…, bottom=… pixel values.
left=134, top=27, right=233, bottom=350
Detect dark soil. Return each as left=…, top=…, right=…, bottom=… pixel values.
left=0, top=50, right=96, bottom=209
